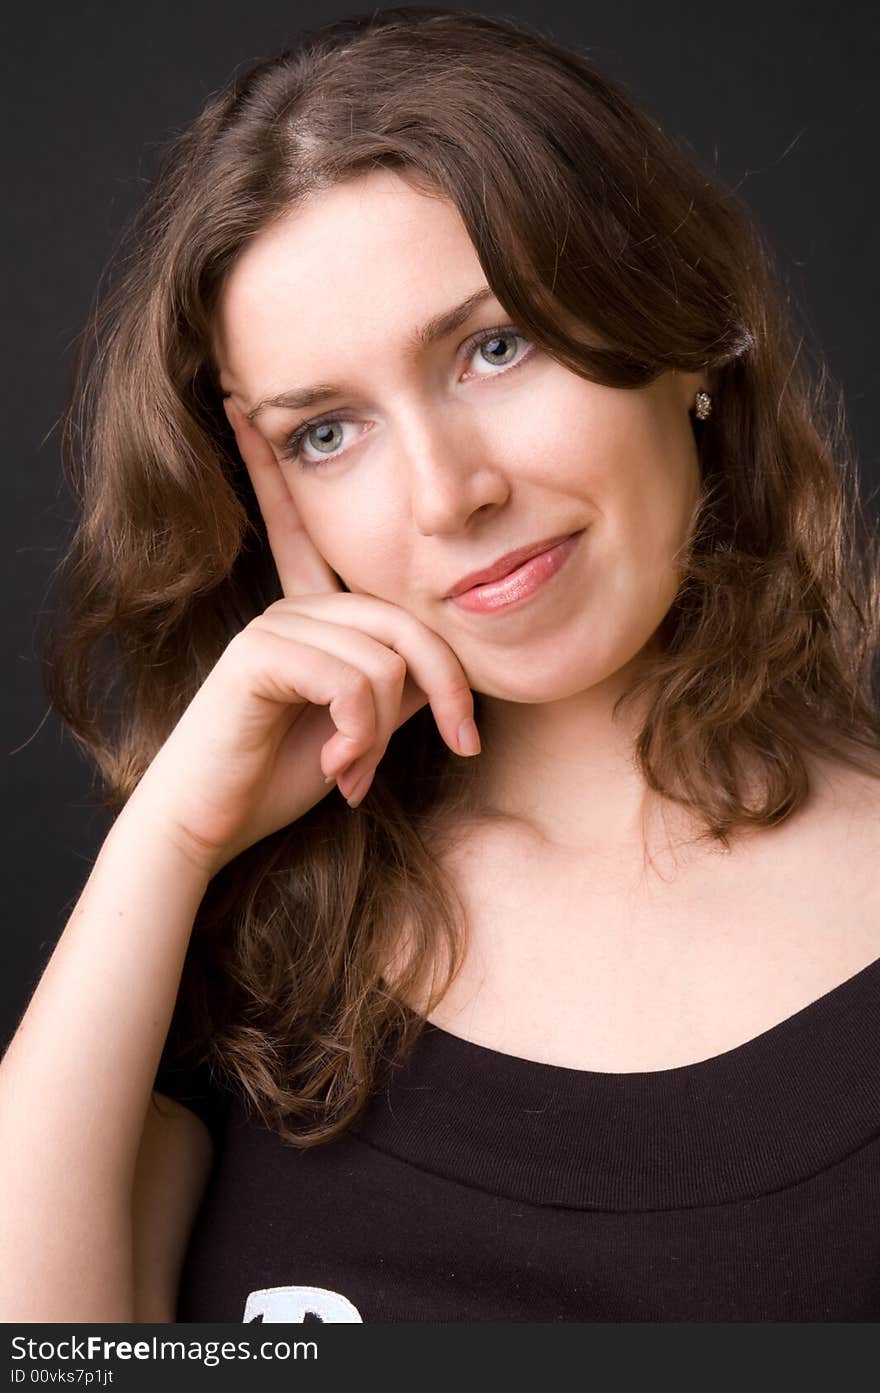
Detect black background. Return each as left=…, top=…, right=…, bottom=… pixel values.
left=3, top=0, right=878, bottom=1043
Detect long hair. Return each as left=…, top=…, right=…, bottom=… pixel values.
left=42, top=7, right=880, bottom=1146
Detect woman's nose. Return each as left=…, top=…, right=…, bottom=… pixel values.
left=401, top=416, right=510, bottom=536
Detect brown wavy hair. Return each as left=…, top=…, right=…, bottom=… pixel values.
left=41, top=6, right=880, bottom=1146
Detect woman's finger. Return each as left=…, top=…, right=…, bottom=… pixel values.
left=260, top=592, right=478, bottom=759
left=249, top=610, right=407, bottom=776
left=223, top=396, right=343, bottom=598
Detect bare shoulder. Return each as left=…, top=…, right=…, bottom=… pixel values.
left=808, top=755, right=880, bottom=845
left=793, top=755, right=880, bottom=944
left=131, top=1092, right=214, bottom=1323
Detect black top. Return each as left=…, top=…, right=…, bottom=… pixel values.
left=155, top=953, right=880, bottom=1322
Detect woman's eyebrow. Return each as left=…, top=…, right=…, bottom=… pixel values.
left=243, top=285, right=499, bottom=422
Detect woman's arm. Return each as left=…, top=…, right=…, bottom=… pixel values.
left=0, top=805, right=210, bottom=1322
left=131, top=1092, right=214, bottom=1322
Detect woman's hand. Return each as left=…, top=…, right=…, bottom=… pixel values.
left=127, top=399, right=480, bottom=879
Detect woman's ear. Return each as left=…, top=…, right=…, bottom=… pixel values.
left=676, top=368, right=711, bottom=410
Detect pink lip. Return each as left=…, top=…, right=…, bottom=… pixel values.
left=445, top=530, right=581, bottom=597
left=449, top=530, right=584, bottom=613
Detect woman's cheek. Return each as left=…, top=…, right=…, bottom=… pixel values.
left=327, top=538, right=400, bottom=599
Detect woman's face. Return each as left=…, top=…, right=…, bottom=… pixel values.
left=214, top=168, right=707, bottom=702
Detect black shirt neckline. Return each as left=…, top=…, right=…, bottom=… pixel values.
left=350, top=952, right=880, bottom=1211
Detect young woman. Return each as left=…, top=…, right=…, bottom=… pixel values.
left=3, top=7, right=880, bottom=1324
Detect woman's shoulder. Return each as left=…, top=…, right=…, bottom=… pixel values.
left=804, top=755, right=880, bottom=882
left=387, top=752, right=880, bottom=1074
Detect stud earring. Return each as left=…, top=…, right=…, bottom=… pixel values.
left=694, top=390, right=712, bottom=421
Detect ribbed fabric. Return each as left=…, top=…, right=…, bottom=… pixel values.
left=163, top=953, right=880, bottom=1323
left=351, top=953, right=880, bottom=1211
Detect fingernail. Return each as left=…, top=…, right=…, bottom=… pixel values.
left=346, top=768, right=372, bottom=809
left=457, top=717, right=481, bottom=756
left=324, top=775, right=336, bottom=785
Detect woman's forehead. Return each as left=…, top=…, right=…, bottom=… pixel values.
left=214, top=175, right=497, bottom=398
left=222, top=171, right=471, bottom=311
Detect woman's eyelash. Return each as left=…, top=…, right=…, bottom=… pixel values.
left=277, top=325, right=533, bottom=468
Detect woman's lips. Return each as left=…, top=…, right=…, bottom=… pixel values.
left=449, top=530, right=584, bottom=613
